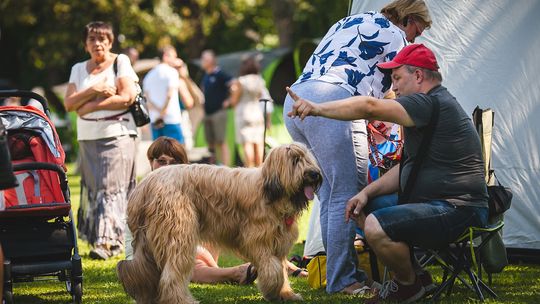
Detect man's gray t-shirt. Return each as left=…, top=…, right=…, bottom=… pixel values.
left=396, top=85, right=488, bottom=208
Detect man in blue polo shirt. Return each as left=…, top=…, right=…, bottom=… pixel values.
left=200, top=50, right=232, bottom=165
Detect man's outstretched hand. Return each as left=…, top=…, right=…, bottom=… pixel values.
left=286, top=87, right=321, bottom=120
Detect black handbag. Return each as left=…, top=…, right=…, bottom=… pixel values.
left=487, top=172, right=512, bottom=217
left=113, top=57, right=151, bottom=127
left=128, top=83, right=151, bottom=127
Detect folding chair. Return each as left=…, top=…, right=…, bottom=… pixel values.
left=419, top=220, right=504, bottom=301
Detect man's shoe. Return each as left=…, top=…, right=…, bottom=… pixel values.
left=367, top=277, right=425, bottom=304
left=418, top=270, right=437, bottom=293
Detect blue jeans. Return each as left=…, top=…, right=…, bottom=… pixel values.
left=151, top=123, right=185, bottom=144
left=364, top=194, right=489, bottom=249
left=284, top=80, right=368, bottom=293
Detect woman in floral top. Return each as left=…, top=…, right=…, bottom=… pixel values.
left=283, top=0, right=432, bottom=295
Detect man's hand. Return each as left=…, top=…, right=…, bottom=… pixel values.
left=286, top=87, right=321, bottom=120
left=345, top=191, right=369, bottom=223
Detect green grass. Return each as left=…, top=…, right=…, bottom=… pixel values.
left=10, top=164, right=540, bottom=303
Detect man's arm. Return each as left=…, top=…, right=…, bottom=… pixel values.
left=286, top=87, right=415, bottom=127
left=178, top=79, right=194, bottom=109
left=345, top=164, right=401, bottom=222
left=158, top=86, right=176, bottom=118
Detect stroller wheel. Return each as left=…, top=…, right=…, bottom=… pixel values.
left=71, top=281, right=83, bottom=304
left=3, top=290, right=14, bottom=304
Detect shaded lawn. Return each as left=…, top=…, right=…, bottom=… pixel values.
left=9, top=164, right=540, bottom=303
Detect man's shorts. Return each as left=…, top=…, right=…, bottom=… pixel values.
left=151, top=123, right=185, bottom=144
left=204, top=109, right=228, bottom=145
left=363, top=194, right=489, bottom=249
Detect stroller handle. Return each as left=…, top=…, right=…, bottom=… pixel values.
left=0, top=90, right=51, bottom=118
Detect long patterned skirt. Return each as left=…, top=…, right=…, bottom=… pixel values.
left=77, top=135, right=136, bottom=249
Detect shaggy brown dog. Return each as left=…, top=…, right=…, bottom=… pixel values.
left=117, top=143, right=322, bottom=303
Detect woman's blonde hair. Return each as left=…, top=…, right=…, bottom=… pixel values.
left=381, top=0, right=432, bottom=29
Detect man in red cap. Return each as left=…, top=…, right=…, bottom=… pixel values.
left=287, top=44, right=489, bottom=303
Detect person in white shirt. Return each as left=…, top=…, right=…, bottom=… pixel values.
left=64, top=21, right=138, bottom=260
left=143, top=46, right=189, bottom=144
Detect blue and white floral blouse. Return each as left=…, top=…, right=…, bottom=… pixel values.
left=294, top=12, right=407, bottom=98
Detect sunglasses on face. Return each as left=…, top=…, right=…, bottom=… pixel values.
left=154, top=157, right=180, bottom=166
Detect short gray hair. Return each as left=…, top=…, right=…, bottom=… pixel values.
left=405, top=65, right=442, bottom=82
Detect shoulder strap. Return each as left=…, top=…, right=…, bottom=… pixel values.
left=113, top=55, right=119, bottom=76
left=113, top=55, right=119, bottom=75
left=399, top=96, right=440, bottom=204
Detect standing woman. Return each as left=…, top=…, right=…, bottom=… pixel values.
left=64, top=21, right=138, bottom=260
left=283, top=0, right=431, bottom=295
left=229, top=56, right=270, bottom=167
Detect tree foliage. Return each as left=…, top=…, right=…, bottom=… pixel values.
left=0, top=0, right=349, bottom=94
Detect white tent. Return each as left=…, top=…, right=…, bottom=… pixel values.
left=350, top=0, right=540, bottom=250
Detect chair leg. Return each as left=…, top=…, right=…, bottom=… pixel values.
left=369, top=250, right=381, bottom=282
left=478, top=276, right=498, bottom=298
left=465, top=266, right=485, bottom=301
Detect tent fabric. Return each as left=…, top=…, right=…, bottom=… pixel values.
left=350, top=0, right=540, bottom=249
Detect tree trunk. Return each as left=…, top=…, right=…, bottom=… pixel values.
left=180, top=0, right=207, bottom=59
left=269, top=0, right=294, bottom=48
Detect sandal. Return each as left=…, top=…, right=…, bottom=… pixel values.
left=290, top=268, right=308, bottom=278
left=89, top=246, right=111, bottom=260
left=240, top=264, right=257, bottom=285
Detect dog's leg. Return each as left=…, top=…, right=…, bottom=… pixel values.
left=279, top=259, right=303, bottom=301
left=117, top=234, right=160, bottom=303
left=254, top=255, right=287, bottom=302
left=157, top=258, right=198, bottom=304
left=152, top=210, right=199, bottom=304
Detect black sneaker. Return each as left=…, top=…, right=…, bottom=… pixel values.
left=367, top=277, right=425, bottom=304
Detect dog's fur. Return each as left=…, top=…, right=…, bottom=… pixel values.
left=117, top=143, right=322, bottom=304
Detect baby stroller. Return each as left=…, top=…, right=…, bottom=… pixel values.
left=0, top=90, right=82, bottom=304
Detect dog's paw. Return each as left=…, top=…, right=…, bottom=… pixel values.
left=280, top=291, right=303, bottom=301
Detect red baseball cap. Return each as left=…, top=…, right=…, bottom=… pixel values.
left=377, top=44, right=439, bottom=71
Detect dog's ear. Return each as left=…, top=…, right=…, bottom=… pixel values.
left=263, top=171, right=284, bottom=202
left=262, top=148, right=285, bottom=202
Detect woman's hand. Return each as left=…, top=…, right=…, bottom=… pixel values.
left=345, top=191, right=369, bottom=223
left=286, top=87, right=321, bottom=120
left=92, top=79, right=116, bottom=97
left=76, top=100, right=98, bottom=117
